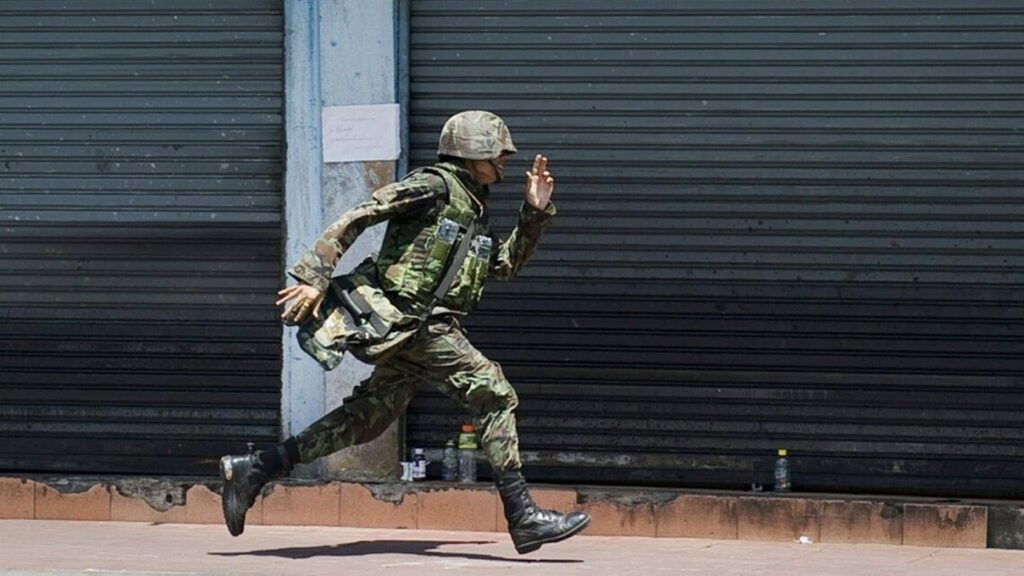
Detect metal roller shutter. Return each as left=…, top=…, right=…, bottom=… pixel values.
left=0, top=0, right=283, bottom=475
left=405, top=1, right=1024, bottom=498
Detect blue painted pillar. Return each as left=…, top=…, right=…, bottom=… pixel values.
left=281, top=0, right=400, bottom=479
left=282, top=0, right=325, bottom=466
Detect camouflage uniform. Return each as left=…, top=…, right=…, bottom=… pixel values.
left=296, top=315, right=524, bottom=472
left=222, top=112, right=590, bottom=552
left=287, top=117, right=555, bottom=473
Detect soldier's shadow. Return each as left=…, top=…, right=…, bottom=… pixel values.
left=211, top=539, right=583, bottom=564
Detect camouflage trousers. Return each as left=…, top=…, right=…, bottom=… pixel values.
left=294, top=317, right=522, bottom=473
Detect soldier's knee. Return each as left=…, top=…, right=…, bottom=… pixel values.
left=492, top=381, right=519, bottom=412
left=466, top=363, right=518, bottom=414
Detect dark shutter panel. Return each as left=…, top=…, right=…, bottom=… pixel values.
left=0, top=0, right=284, bottom=475
left=406, top=1, right=1024, bottom=498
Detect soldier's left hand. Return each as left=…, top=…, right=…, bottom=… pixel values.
left=524, top=154, right=554, bottom=210
left=276, top=283, right=325, bottom=326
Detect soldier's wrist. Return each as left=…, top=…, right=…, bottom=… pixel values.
left=287, top=265, right=330, bottom=293
left=520, top=200, right=556, bottom=220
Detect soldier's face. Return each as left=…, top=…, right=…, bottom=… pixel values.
left=467, top=154, right=508, bottom=185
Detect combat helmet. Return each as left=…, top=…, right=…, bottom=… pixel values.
left=437, top=110, right=517, bottom=160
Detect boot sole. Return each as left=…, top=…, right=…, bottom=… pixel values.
left=514, top=515, right=592, bottom=554
left=219, top=456, right=247, bottom=537
left=220, top=456, right=234, bottom=481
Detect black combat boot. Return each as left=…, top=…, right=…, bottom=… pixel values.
left=496, top=470, right=591, bottom=554
left=219, top=439, right=298, bottom=536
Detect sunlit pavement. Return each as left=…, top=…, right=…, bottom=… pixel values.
left=1, top=520, right=1024, bottom=576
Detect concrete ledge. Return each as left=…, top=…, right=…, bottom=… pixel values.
left=112, top=489, right=187, bottom=524
left=339, top=482, right=417, bottom=529
left=264, top=483, right=340, bottom=526
left=737, top=496, right=822, bottom=542
left=820, top=499, right=903, bottom=545
left=989, top=506, right=1024, bottom=550
left=1, top=476, right=1020, bottom=550
left=0, top=477, right=34, bottom=519
left=903, top=503, right=987, bottom=548
left=34, top=482, right=111, bottom=521
left=656, top=494, right=738, bottom=539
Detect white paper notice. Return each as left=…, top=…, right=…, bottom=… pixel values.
left=322, top=103, right=400, bottom=163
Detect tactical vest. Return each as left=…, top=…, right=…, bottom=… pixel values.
left=376, top=166, right=492, bottom=313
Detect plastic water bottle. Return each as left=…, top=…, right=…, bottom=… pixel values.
left=436, top=218, right=459, bottom=245
left=458, top=423, right=478, bottom=483
left=412, top=447, right=427, bottom=480
left=774, top=448, right=791, bottom=492
left=442, top=439, right=458, bottom=481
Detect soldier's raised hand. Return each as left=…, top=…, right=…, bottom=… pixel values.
left=524, top=154, right=554, bottom=210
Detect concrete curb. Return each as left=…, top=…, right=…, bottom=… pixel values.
left=2, top=476, right=1021, bottom=549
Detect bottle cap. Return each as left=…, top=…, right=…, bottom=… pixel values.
left=778, top=449, right=787, bottom=456
left=461, top=423, right=475, bottom=433
left=414, top=448, right=424, bottom=454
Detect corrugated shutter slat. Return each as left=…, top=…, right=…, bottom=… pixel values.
left=0, top=0, right=283, bottom=475
left=406, top=1, right=1024, bottom=498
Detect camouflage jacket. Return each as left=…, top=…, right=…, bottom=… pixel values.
left=288, top=160, right=556, bottom=315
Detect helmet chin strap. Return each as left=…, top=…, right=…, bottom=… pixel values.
left=488, top=158, right=504, bottom=184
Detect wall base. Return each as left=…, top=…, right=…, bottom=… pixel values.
left=3, top=476, right=1021, bottom=550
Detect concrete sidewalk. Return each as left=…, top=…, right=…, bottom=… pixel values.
left=1, top=520, right=1024, bottom=576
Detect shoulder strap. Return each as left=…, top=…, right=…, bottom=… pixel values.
left=414, top=166, right=451, bottom=200
left=406, top=165, right=478, bottom=316
left=418, top=166, right=480, bottom=226
left=433, top=220, right=476, bottom=302
left=420, top=165, right=479, bottom=302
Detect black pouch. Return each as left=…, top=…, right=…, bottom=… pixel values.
left=296, top=258, right=417, bottom=369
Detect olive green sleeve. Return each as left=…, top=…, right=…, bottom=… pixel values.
left=287, top=173, right=446, bottom=292
left=489, top=201, right=557, bottom=281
